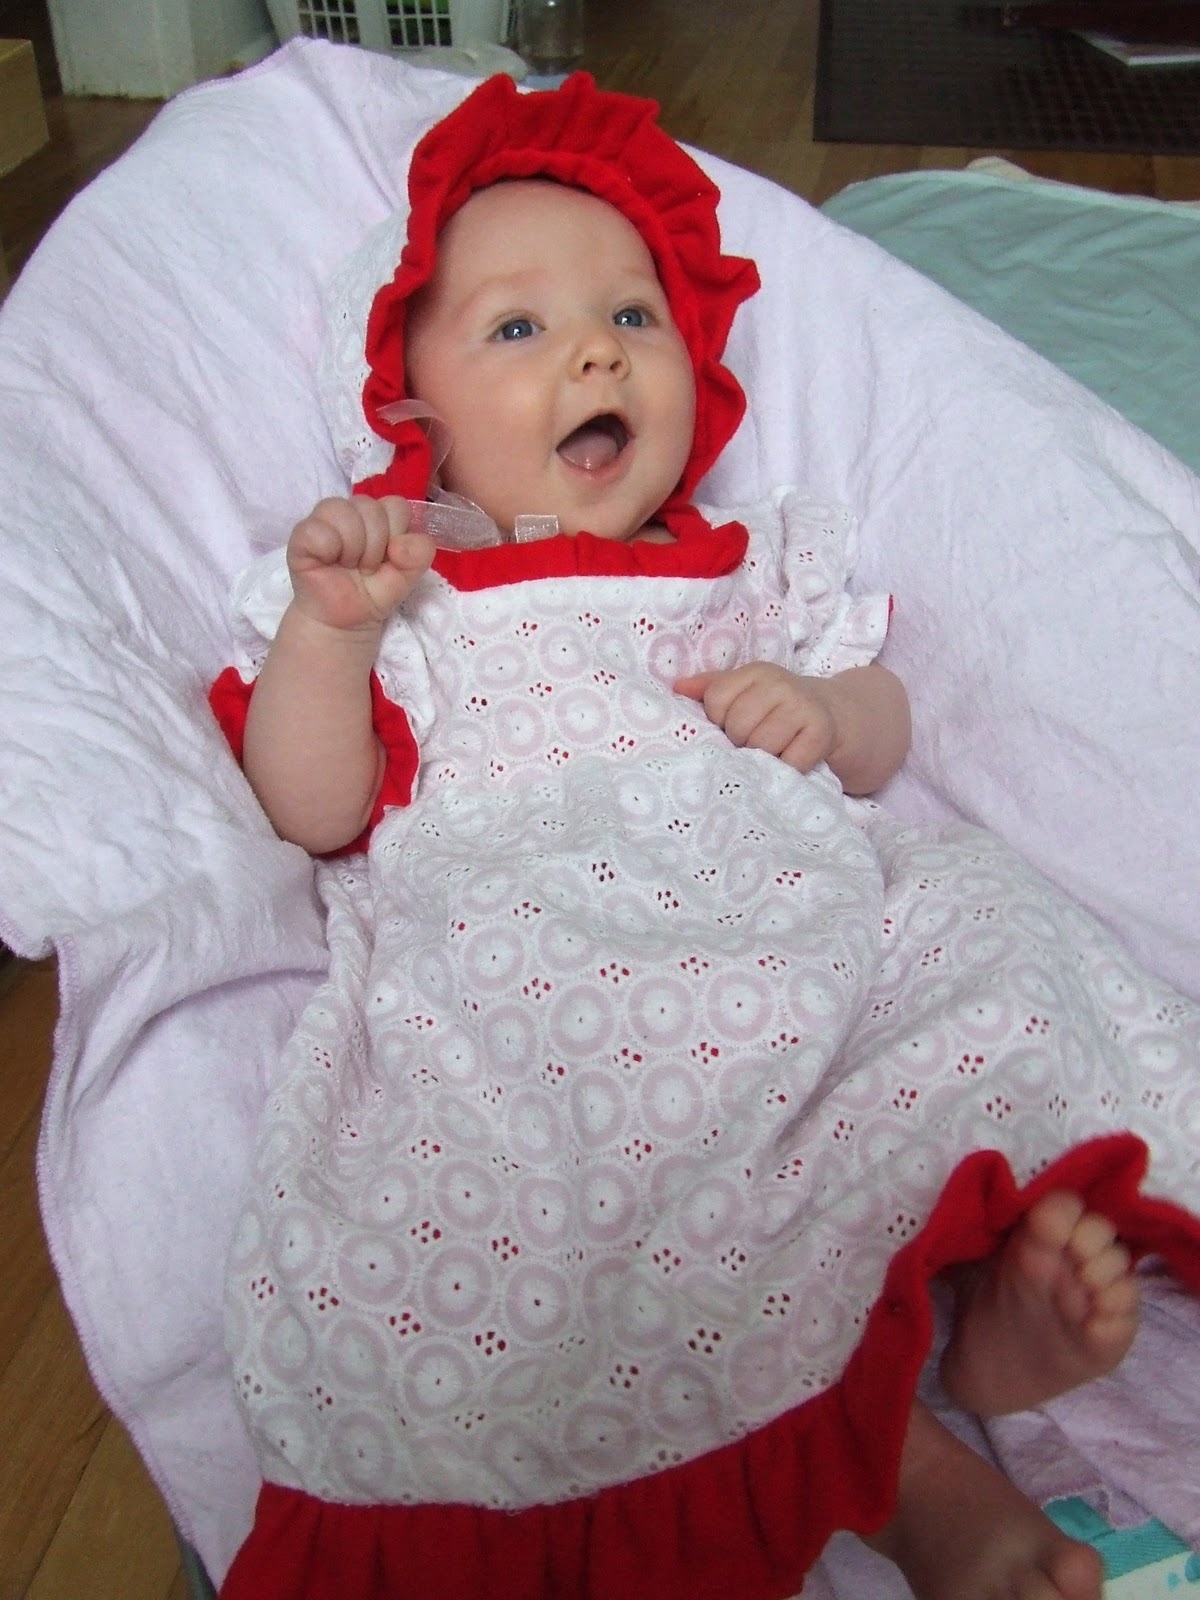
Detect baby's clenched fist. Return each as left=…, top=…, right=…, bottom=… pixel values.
left=287, top=495, right=434, bottom=632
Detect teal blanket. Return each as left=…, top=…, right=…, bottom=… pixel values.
left=822, top=168, right=1200, bottom=478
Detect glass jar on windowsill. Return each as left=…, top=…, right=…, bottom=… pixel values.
left=514, top=0, right=584, bottom=82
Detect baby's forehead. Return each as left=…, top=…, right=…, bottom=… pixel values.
left=453, top=177, right=617, bottom=224
left=437, top=179, right=653, bottom=265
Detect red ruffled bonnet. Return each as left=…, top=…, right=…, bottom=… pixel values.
left=355, top=71, right=760, bottom=544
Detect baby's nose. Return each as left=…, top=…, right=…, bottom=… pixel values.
left=573, top=320, right=630, bottom=377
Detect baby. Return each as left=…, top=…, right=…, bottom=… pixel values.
left=240, top=176, right=908, bottom=852
left=213, top=74, right=1181, bottom=1600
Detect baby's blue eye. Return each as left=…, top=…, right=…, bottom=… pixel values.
left=495, top=317, right=537, bottom=341
left=613, top=306, right=650, bottom=328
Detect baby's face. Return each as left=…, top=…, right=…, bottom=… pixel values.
left=405, top=180, right=697, bottom=542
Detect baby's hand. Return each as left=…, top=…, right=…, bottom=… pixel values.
left=286, top=496, right=435, bottom=632
left=674, top=662, right=839, bottom=773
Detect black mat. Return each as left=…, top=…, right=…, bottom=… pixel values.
left=815, top=0, right=1200, bottom=153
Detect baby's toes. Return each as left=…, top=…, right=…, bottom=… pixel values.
left=1064, top=1209, right=1119, bottom=1270
left=1075, top=1262, right=1140, bottom=1377
left=1026, top=1192, right=1087, bottom=1254
left=1090, top=1268, right=1140, bottom=1328
left=1078, top=1237, right=1132, bottom=1294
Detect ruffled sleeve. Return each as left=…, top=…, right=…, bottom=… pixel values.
left=776, top=489, right=892, bottom=676
left=207, top=548, right=420, bottom=855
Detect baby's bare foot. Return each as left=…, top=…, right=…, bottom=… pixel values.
left=866, top=1402, right=1104, bottom=1600
left=940, top=1191, right=1140, bottom=1416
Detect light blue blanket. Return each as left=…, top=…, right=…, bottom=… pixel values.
left=822, top=168, right=1200, bottom=478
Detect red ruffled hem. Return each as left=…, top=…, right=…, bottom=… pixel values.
left=219, top=1134, right=1200, bottom=1600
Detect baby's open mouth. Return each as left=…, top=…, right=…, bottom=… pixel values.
left=556, top=413, right=630, bottom=470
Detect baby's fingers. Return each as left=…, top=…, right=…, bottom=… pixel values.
left=289, top=497, right=415, bottom=579
left=674, top=665, right=836, bottom=772
left=777, top=722, right=833, bottom=773
left=717, top=691, right=812, bottom=758
left=678, top=668, right=789, bottom=744
left=351, top=495, right=410, bottom=573
left=674, top=671, right=717, bottom=702
left=368, top=529, right=435, bottom=613
left=380, top=496, right=434, bottom=580
left=378, top=495, right=413, bottom=543
left=289, top=498, right=362, bottom=569
left=673, top=669, right=746, bottom=728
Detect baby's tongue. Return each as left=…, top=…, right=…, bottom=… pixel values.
left=558, top=419, right=621, bottom=470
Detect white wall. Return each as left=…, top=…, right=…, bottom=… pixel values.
left=47, top=0, right=277, bottom=98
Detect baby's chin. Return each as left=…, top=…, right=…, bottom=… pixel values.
left=552, top=522, right=674, bottom=545
left=455, top=483, right=675, bottom=544
left=533, top=510, right=674, bottom=545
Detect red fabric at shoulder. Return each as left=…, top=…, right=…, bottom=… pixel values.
left=209, top=665, right=254, bottom=763
left=207, top=668, right=419, bottom=856
left=355, top=673, right=420, bottom=850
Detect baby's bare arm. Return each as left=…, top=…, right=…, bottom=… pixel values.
left=242, top=497, right=434, bottom=854
left=674, top=661, right=910, bottom=795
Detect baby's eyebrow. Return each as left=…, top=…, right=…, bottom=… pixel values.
left=613, top=269, right=673, bottom=303
left=448, top=265, right=670, bottom=325
left=444, top=288, right=536, bottom=335
left=456, top=270, right=543, bottom=314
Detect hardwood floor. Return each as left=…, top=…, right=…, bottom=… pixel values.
left=0, top=96, right=162, bottom=285
left=586, top=0, right=1200, bottom=200
left=0, top=957, right=192, bottom=1600
left=2, top=2, right=1198, bottom=1595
